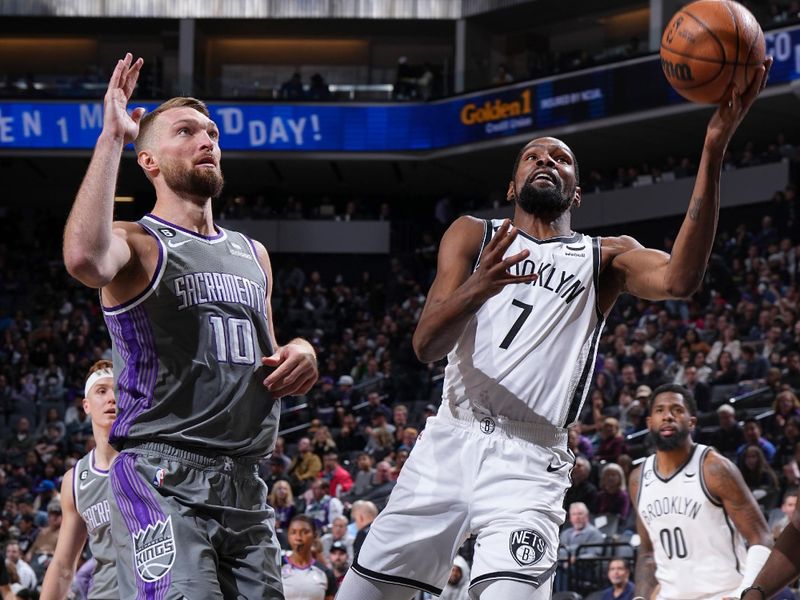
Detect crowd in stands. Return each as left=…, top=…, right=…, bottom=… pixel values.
left=0, top=151, right=798, bottom=597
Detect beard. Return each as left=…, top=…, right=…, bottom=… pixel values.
left=650, top=427, right=691, bottom=451
left=161, top=160, right=224, bottom=199
left=516, top=178, right=573, bottom=218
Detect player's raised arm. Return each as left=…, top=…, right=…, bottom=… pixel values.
left=63, top=53, right=144, bottom=288
left=629, top=466, right=659, bottom=600
left=604, top=58, right=771, bottom=303
left=412, top=216, right=538, bottom=363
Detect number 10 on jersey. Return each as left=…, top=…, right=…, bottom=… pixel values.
left=209, top=315, right=256, bottom=365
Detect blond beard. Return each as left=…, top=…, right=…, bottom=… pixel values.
left=160, top=160, right=224, bottom=199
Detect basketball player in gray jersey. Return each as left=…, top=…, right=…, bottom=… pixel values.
left=41, top=360, right=119, bottom=600
left=337, top=61, right=772, bottom=600
left=63, top=54, right=318, bottom=599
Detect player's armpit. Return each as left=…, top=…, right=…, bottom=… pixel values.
left=703, top=451, right=773, bottom=548
left=605, top=242, right=691, bottom=301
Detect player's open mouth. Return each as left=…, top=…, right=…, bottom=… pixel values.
left=195, top=157, right=216, bottom=167
left=660, top=427, right=677, bottom=436
left=531, top=171, right=557, bottom=185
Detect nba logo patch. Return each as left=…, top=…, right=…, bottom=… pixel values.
left=152, top=468, right=166, bottom=488
left=132, top=516, right=176, bottom=582
left=509, top=529, right=547, bottom=567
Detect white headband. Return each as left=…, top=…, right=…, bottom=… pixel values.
left=84, top=368, right=114, bottom=397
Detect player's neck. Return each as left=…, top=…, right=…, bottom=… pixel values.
left=655, top=443, right=694, bottom=476
left=511, top=210, right=573, bottom=240
left=90, top=426, right=118, bottom=470
left=151, top=194, right=215, bottom=236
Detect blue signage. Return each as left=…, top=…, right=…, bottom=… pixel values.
left=1, top=25, right=798, bottom=152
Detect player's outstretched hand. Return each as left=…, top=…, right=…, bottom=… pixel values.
left=706, top=56, right=773, bottom=151
left=103, top=53, right=145, bottom=145
left=261, top=344, right=319, bottom=398
left=469, top=219, right=538, bottom=303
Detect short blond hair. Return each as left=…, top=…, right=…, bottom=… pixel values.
left=134, top=96, right=210, bottom=153
left=86, top=359, right=113, bottom=380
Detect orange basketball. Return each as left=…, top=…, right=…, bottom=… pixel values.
left=660, top=0, right=765, bottom=104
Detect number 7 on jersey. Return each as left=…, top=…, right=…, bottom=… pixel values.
left=499, top=299, right=533, bottom=350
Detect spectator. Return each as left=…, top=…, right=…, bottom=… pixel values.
left=322, top=451, right=353, bottom=498
left=782, top=351, right=800, bottom=390
left=568, top=424, right=594, bottom=461
left=599, top=557, right=635, bottom=600
left=768, top=488, right=798, bottom=539
left=350, top=500, right=378, bottom=560
left=289, top=437, right=323, bottom=493
left=305, top=479, right=344, bottom=532
left=312, top=426, right=338, bottom=459
left=262, top=456, right=289, bottom=492
left=4, top=542, right=34, bottom=591
left=737, top=418, right=777, bottom=463
left=559, top=502, right=605, bottom=557
left=704, top=404, right=745, bottom=461
left=308, top=73, right=331, bottom=101
left=267, top=480, right=296, bottom=532
left=334, top=413, right=368, bottom=454
left=328, top=540, right=350, bottom=587
left=359, top=461, right=396, bottom=510
left=26, top=499, right=61, bottom=581
left=766, top=391, right=800, bottom=442
left=320, top=516, right=355, bottom=561
left=594, top=463, right=631, bottom=521
left=564, top=456, right=598, bottom=511
left=708, top=350, right=738, bottom=385
left=345, top=453, right=375, bottom=501
left=681, top=366, right=711, bottom=412
left=738, top=445, right=781, bottom=509
left=595, top=418, right=628, bottom=464
left=738, top=344, right=769, bottom=385
left=280, top=72, right=305, bottom=100
left=437, top=555, right=470, bottom=600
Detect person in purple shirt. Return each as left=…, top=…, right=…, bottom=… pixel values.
left=737, top=418, right=777, bottom=463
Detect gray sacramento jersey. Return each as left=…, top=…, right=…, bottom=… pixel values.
left=74, top=449, right=117, bottom=599
left=638, top=444, right=746, bottom=599
left=103, top=214, right=278, bottom=458
left=443, top=218, right=604, bottom=427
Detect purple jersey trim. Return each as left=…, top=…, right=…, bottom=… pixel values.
left=107, top=305, right=159, bottom=443
left=102, top=224, right=165, bottom=313
left=90, top=449, right=110, bottom=475
left=110, top=453, right=171, bottom=599
left=145, top=213, right=224, bottom=241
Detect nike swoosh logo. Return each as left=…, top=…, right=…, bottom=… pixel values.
left=167, top=239, right=192, bottom=248
left=547, top=462, right=568, bottom=472
left=79, top=478, right=96, bottom=490
left=685, top=472, right=696, bottom=478
left=566, top=245, right=585, bottom=251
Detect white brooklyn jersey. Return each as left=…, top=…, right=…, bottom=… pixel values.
left=442, top=218, right=603, bottom=427
left=638, top=444, right=746, bottom=600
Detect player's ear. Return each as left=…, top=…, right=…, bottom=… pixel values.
left=506, top=181, right=515, bottom=203
left=572, top=186, right=582, bottom=208
left=138, top=149, right=158, bottom=176
left=645, top=415, right=652, bottom=429
left=82, top=397, right=90, bottom=416
left=689, top=415, right=697, bottom=431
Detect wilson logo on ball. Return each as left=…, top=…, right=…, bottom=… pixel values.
left=661, top=59, right=694, bottom=82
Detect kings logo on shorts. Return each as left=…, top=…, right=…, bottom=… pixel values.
left=132, top=516, right=176, bottom=582
left=509, top=528, right=547, bottom=567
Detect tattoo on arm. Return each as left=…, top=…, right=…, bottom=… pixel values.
left=634, top=552, right=658, bottom=598
left=688, top=196, right=704, bottom=221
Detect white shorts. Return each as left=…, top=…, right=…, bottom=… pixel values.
left=352, top=405, right=573, bottom=596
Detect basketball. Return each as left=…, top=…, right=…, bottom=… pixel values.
left=660, top=0, right=765, bottom=104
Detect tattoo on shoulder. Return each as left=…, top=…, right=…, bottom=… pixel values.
left=688, top=196, right=704, bottom=221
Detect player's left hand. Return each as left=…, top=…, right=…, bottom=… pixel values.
left=261, top=344, right=318, bottom=398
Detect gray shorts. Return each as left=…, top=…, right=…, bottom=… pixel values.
left=109, top=442, right=283, bottom=600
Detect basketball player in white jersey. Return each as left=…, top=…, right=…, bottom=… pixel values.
left=41, top=360, right=119, bottom=600
left=336, top=58, right=772, bottom=600
left=630, top=384, right=771, bottom=600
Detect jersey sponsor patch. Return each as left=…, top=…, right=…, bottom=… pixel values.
left=509, top=528, right=547, bottom=567
left=133, top=516, right=176, bottom=582
left=228, top=241, right=253, bottom=260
